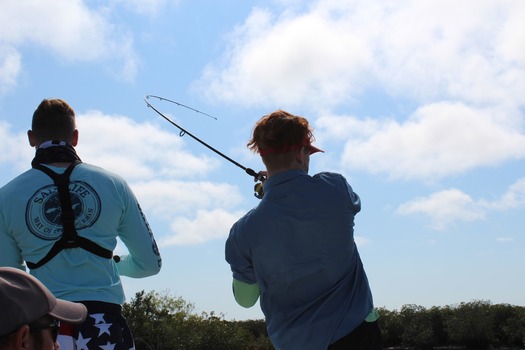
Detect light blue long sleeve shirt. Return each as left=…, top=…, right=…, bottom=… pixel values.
left=0, top=163, right=162, bottom=304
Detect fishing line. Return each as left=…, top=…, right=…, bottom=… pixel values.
left=144, top=95, right=265, bottom=198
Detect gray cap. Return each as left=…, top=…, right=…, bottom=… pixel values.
left=0, top=267, right=87, bottom=336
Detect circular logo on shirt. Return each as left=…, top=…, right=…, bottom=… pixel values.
left=26, top=181, right=101, bottom=240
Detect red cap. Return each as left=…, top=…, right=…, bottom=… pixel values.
left=259, top=138, right=324, bottom=156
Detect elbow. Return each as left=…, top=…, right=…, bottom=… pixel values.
left=144, top=258, right=162, bottom=276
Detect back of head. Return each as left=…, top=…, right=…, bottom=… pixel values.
left=0, top=267, right=87, bottom=337
left=31, top=99, right=76, bottom=144
left=248, top=110, right=314, bottom=156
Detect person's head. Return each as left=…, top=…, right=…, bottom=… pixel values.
left=0, top=267, right=87, bottom=350
left=248, top=110, right=323, bottom=175
left=27, top=99, right=78, bottom=148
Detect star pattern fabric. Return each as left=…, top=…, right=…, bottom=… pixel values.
left=95, top=322, right=113, bottom=336
left=58, top=301, right=135, bottom=350
left=99, top=341, right=117, bottom=350
left=75, top=333, right=92, bottom=350
left=90, top=314, right=107, bottom=324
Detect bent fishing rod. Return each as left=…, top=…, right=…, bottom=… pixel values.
left=144, top=95, right=265, bottom=198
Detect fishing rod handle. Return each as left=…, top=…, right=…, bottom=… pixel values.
left=245, top=168, right=265, bottom=182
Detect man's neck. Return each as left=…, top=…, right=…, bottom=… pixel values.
left=266, top=164, right=305, bottom=178
left=45, top=162, right=71, bottom=168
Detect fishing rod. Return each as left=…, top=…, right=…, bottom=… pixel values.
left=144, top=95, right=265, bottom=199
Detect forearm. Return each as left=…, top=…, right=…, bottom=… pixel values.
left=116, top=251, right=161, bottom=278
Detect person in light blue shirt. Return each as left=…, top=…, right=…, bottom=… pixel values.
left=0, top=98, right=162, bottom=350
left=225, top=110, right=382, bottom=350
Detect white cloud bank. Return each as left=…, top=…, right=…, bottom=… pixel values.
left=317, top=102, right=525, bottom=180
left=0, top=0, right=138, bottom=86
left=199, top=0, right=525, bottom=108
left=76, top=112, right=247, bottom=246
left=397, top=178, right=525, bottom=230
left=199, top=0, right=525, bottom=181
left=161, top=209, right=245, bottom=246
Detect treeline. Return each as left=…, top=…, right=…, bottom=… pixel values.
left=123, top=290, right=273, bottom=350
left=122, top=290, right=525, bottom=350
left=378, top=301, right=525, bottom=349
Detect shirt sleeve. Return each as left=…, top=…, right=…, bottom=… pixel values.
left=0, top=210, right=25, bottom=270
left=225, top=218, right=257, bottom=285
left=114, top=184, right=162, bottom=278
left=344, top=180, right=361, bottom=214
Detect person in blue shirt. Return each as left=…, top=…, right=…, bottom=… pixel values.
left=225, top=110, right=382, bottom=350
left=0, top=98, right=162, bottom=350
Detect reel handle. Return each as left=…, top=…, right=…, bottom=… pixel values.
left=246, top=168, right=266, bottom=199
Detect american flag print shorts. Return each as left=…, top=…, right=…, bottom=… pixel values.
left=58, top=301, right=135, bottom=350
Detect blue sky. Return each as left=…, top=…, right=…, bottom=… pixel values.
left=1, top=0, right=524, bottom=321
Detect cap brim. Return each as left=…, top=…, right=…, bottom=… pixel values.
left=308, top=144, right=324, bottom=155
left=49, top=299, right=87, bottom=324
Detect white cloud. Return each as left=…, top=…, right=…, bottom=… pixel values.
left=199, top=6, right=371, bottom=108
left=354, top=236, right=368, bottom=247
left=76, top=112, right=249, bottom=247
left=397, top=188, right=486, bottom=230
left=317, top=102, right=525, bottom=180
left=0, top=121, right=34, bottom=174
left=131, top=180, right=244, bottom=218
left=366, top=0, right=525, bottom=105
left=397, top=178, right=525, bottom=230
left=160, top=209, right=245, bottom=246
left=109, top=0, right=179, bottom=16
left=487, top=178, right=525, bottom=210
left=197, top=0, right=525, bottom=182
left=199, top=0, right=525, bottom=109
left=132, top=179, right=247, bottom=247
left=76, top=112, right=219, bottom=182
left=0, top=45, right=21, bottom=93
left=0, top=0, right=138, bottom=83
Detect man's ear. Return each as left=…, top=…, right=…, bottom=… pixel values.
left=295, top=153, right=303, bottom=165
left=71, top=129, right=79, bottom=147
left=12, top=325, right=32, bottom=350
left=27, top=130, right=36, bottom=147
left=295, top=147, right=306, bottom=164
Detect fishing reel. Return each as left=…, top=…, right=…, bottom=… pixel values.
left=254, top=182, right=264, bottom=199
left=245, top=168, right=266, bottom=199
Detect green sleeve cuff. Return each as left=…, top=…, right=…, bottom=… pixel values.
left=232, top=279, right=260, bottom=308
left=365, top=308, right=380, bottom=322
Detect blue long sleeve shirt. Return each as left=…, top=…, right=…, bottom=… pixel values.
left=225, top=170, right=374, bottom=350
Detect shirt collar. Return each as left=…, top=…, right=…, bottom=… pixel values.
left=263, top=169, right=306, bottom=194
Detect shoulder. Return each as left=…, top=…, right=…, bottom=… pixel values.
left=76, top=163, right=129, bottom=183
left=313, top=171, right=347, bottom=181
left=312, top=171, right=360, bottom=207
left=312, top=171, right=350, bottom=190
left=231, top=208, right=257, bottom=229
left=229, top=207, right=260, bottom=239
left=0, top=169, right=39, bottom=195
left=73, top=163, right=136, bottom=198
